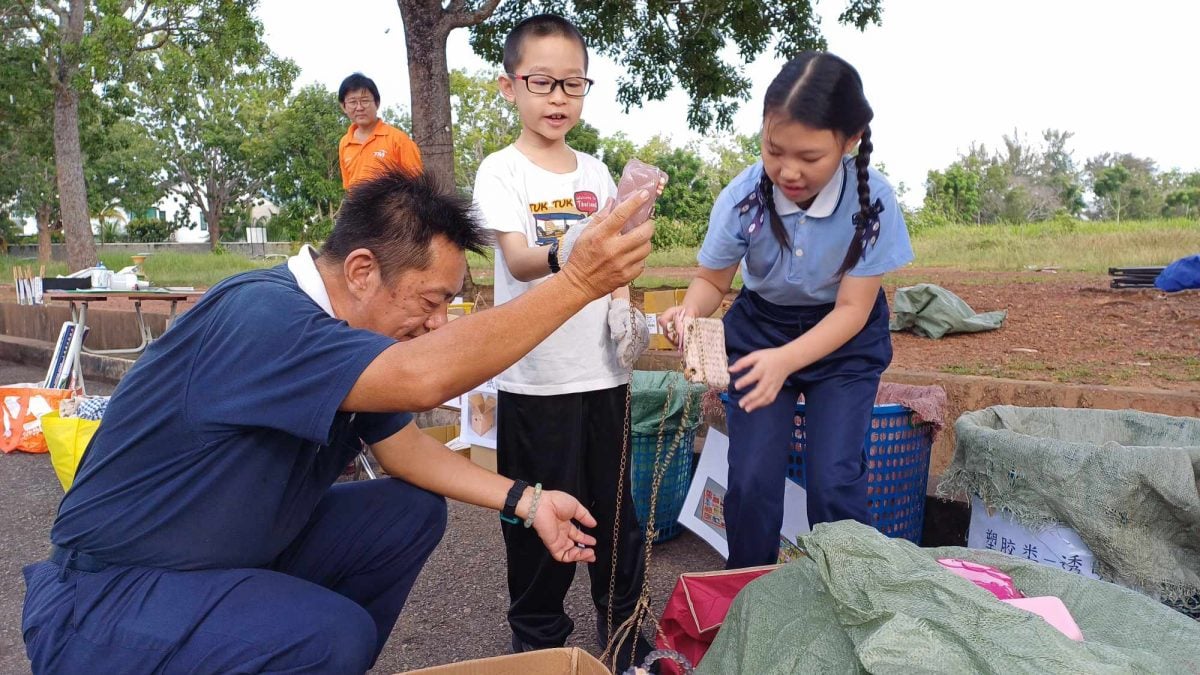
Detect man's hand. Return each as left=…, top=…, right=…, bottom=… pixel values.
left=560, top=191, right=653, bottom=300
left=559, top=200, right=612, bottom=266
left=531, top=490, right=599, bottom=563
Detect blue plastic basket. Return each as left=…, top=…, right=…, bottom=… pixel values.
left=630, top=428, right=697, bottom=543
left=789, top=402, right=933, bottom=543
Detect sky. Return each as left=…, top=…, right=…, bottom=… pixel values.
left=261, top=1, right=1198, bottom=208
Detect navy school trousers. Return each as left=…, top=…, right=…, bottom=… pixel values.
left=722, top=289, right=892, bottom=569
left=23, top=478, right=446, bottom=674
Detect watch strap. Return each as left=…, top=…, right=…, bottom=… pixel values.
left=500, top=479, right=528, bottom=525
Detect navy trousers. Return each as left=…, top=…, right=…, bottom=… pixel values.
left=23, top=479, right=446, bottom=674
left=722, top=289, right=892, bottom=568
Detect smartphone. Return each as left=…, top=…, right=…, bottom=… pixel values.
left=615, top=159, right=667, bottom=234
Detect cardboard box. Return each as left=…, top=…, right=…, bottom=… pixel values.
left=420, top=424, right=460, bottom=445
left=403, top=647, right=610, bottom=674
left=469, top=444, right=497, bottom=473
left=643, top=289, right=687, bottom=351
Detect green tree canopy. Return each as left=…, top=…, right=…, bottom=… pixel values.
left=3, top=0, right=260, bottom=269
left=252, top=84, right=346, bottom=243
left=396, top=0, right=882, bottom=191
left=137, top=40, right=297, bottom=248
left=921, top=130, right=1086, bottom=224
left=449, top=69, right=520, bottom=193
left=1086, top=153, right=1163, bottom=223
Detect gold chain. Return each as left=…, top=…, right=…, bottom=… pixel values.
left=601, top=304, right=695, bottom=669
left=602, top=365, right=632, bottom=660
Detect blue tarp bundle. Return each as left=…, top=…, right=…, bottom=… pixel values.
left=1155, top=254, right=1200, bottom=292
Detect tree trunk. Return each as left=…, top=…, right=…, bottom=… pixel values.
left=400, top=3, right=455, bottom=190
left=399, top=1, right=477, bottom=296
left=206, top=207, right=222, bottom=250
left=54, top=0, right=98, bottom=272
left=36, top=205, right=53, bottom=264
left=54, top=85, right=98, bottom=272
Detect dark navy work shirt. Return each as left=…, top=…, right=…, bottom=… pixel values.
left=50, top=265, right=411, bottom=570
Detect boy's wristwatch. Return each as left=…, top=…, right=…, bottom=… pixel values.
left=547, top=240, right=561, bottom=273
left=500, top=479, right=529, bottom=525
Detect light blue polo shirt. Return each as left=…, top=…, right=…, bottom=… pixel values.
left=698, top=157, right=913, bottom=306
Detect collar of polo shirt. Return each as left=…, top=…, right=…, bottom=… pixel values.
left=772, top=158, right=847, bottom=218
left=287, top=244, right=337, bottom=318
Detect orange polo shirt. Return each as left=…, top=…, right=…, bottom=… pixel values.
left=339, top=120, right=423, bottom=189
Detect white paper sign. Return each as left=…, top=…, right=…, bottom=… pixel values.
left=459, top=378, right=499, bottom=449
left=679, top=429, right=812, bottom=562
left=967, top=496, right=1099, bottom=579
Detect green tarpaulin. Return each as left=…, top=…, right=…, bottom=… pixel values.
left=630, top=370, right=705, bottom=436
left=889, top=283, right=1007, bottom=339
left=698, top=522, right=1200, bottom=675
left=940, top=406, right=1200, bottom=606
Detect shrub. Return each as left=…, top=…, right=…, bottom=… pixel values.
left=126, top=217, right=180, bottom=243
left=651, top=217, right=707, bottom=250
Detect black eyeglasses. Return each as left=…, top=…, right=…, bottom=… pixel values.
left=509, top=73, right=594, bottom=98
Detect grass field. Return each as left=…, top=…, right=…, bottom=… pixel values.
left=909, top=218, right=1198, bottom=272
left=4, top=218, right=1194, bottom=289
left=585, top=218, right=1198, bottom=276
left=0, top=252, right=277, bottom=288
left=468, top=246, right=702, bottom=271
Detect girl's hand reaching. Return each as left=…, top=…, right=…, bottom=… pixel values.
left=657, top=305, right=696, bottom=349
left=729, top=347, right=796, bottom=412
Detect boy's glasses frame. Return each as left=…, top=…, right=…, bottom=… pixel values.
left=508, top=73, right=594, bottom=98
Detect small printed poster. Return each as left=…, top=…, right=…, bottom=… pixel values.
left=459, top=378, right=498, bottom=449
left=679, top=430, right=812, bottom=562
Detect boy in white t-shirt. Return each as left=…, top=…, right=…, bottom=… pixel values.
left=471, top=13, right=653, bottom=669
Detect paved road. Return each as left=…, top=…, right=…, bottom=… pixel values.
left=0, top=361, right=723, bottom=673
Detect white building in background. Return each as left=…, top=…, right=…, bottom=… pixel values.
left=159, top=195, right=279, bottom=244
left=17, top=196, right=279, bottom=244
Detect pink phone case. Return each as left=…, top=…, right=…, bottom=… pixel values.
left=616, top=159, right=667, bottom=234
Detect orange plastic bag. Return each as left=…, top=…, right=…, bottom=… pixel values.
left=0, top=385, right=77, bottom=454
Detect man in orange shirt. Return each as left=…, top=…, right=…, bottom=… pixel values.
left=338, top=73, right=423, bottom=189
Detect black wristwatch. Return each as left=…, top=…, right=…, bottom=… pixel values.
left=500, top=479, right=529, bottom=525
left=547, top=240, right=561, bottom=273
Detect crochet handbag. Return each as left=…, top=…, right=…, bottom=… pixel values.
left=682, top=318, right=729, bottom=390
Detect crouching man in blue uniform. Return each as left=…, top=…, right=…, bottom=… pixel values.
left=21, top=168, right=655, bottom=674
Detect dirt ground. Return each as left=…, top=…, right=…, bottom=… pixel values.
left=20, top=266, right=1198, bottom=392
left=489, top=267, right=1199, bottom=393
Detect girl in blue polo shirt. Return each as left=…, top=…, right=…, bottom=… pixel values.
left=660, top=52, right=913, bottom=568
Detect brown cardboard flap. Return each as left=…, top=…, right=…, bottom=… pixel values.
left=402, top=647, right=610, bottom=674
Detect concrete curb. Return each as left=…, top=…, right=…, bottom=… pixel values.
left=0, top=334, right=134, bottom=385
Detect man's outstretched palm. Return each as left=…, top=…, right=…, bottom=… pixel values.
left=532, top=491, right=599, bottom=563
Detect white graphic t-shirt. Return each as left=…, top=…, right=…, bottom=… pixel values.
left=472, top=145, right=625, bottom=395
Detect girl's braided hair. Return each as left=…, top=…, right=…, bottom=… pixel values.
left=761, top=52, right=875, bottom=277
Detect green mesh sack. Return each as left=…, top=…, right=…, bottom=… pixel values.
left=698, top=522, right=1200, bottom=675
left=939, top=406, right=1200, bottom=606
